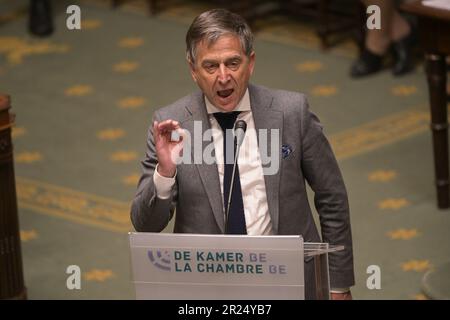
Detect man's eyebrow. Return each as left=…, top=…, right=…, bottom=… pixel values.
left=226, top=55, right=242, bottom=61
left=201, top=55, right=243, bottom=65
left=201, top=59, right=218, bottom=65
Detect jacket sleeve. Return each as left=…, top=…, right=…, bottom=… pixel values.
left=299, top=95, right=355, bottom=289
left=130, top=111, right=178, bottom=232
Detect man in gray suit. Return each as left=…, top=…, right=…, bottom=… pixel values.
left=131, top=8, right=354, bottom=300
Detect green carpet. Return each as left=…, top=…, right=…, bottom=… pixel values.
left=1, top=0, right=449, bottom=299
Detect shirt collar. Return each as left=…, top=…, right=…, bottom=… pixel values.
left=205, top=88, right=251, bottom=114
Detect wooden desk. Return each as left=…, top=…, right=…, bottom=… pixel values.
left=402, top=1, right=450, bottom=209
left=0, top=94, right=27, bottom=299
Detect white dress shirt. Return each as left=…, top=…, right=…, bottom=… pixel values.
left=153, top=89, right=273, bottom=235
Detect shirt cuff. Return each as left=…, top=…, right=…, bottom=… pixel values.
left=330, top=288, right=350, bottom=293
left=153, top=164, right=176, bottom=199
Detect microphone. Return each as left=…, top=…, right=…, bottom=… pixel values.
left=234, top=120, right=247, bottom=147
left=225, top=120, right=247, bottom=234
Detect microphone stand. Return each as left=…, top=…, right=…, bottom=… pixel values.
left=225, top=135, right=241, bottom=234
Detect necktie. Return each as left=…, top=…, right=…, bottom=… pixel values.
left=213, top=112, right=247, bottom=234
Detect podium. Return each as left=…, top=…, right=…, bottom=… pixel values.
left=129, top=232, right=343, bottom=300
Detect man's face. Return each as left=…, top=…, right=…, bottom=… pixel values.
left=189, top=34, right=255, bottom=112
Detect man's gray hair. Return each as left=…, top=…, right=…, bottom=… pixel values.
left=186, top=8, right=254, bottom=65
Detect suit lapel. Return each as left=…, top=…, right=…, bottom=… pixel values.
left=249, top=84, right=282, bottom=234
left=184, top=91, right=225, bottom=233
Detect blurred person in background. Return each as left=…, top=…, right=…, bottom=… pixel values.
left=351, top=0, right=416, bottom=78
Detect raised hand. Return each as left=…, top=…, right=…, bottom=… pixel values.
left=153, top=119, right=184, bottom=177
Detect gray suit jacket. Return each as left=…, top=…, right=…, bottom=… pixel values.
left=131, top=84, right=355, bottom=294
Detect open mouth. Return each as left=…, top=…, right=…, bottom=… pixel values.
left=217, top=89, right=234, bottom=98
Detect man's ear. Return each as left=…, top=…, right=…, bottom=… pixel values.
left=187, top=58, right=198, bottom=83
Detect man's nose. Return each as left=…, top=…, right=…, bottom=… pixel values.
left=217, top=64, right=230, bottom=84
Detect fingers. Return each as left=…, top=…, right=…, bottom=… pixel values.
left=153, top=119, right=178, bottom=143
left=153, top=119, right=182, bottom=143
left=157, top=120, right=180, bottom=134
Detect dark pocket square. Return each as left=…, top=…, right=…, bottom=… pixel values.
left=282, top=144, right=293, bottom=159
